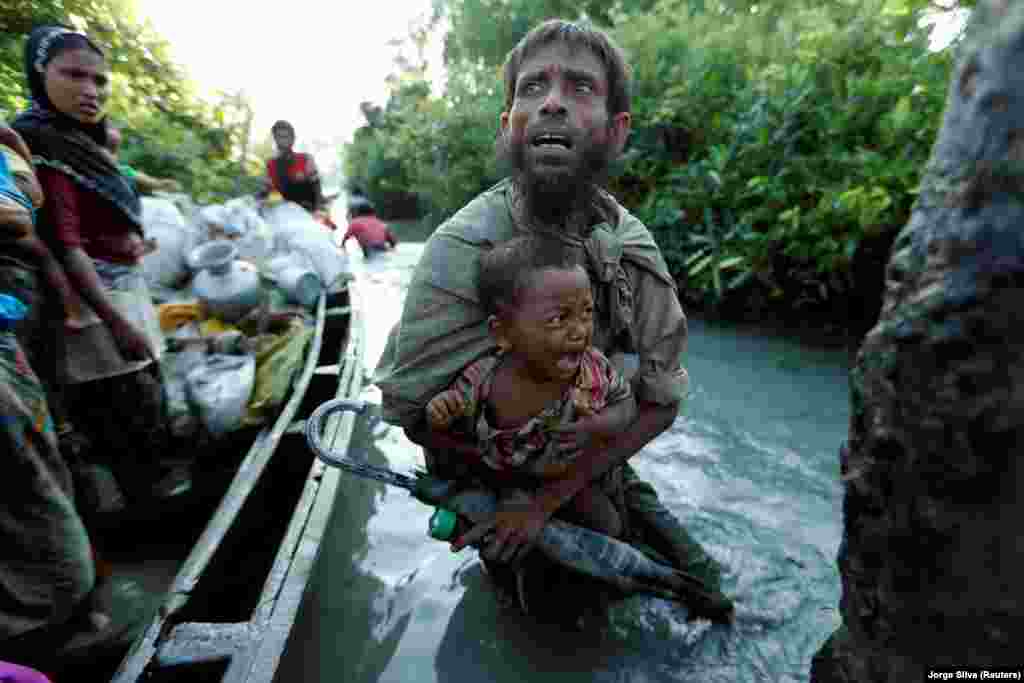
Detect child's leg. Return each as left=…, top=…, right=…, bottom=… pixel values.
left=565, top=484, right=622, bottom=538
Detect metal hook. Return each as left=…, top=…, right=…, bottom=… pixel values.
left=304, top=398, right=368, bottom=467
left=304, top=398, right=419, bottom=490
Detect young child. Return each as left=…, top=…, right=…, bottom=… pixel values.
left=0, top=124, right=92, bottom=330
left=425, top=235, right=636, bottom=538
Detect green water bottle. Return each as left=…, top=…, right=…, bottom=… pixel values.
left=428, top=507, right=470, bottom=542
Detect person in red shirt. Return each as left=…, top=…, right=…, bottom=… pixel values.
left=341, top=199, right=398, bottom=258
left=264, top=120, right=325, bottom=214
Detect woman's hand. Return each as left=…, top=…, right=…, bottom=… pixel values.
left=108, top=316, right=154, bottom=361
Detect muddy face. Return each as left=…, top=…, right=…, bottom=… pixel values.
left=498, top=42, right=630, bottom=226
left=494, top=265, right=595, bottom=384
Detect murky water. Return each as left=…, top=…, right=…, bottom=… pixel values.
left=276, top=239, right=850, bottom=683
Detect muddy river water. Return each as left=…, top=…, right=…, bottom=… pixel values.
left=275, top=238, right=851, bottom=683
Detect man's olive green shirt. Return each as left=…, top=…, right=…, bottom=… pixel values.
left=374, top=179, right=689, bottom=428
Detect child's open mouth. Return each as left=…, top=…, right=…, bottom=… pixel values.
left=556, top=352, right=582, bottom=373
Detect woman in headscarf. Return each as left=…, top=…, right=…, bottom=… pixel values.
left=11, top=26, right=187, bottom=501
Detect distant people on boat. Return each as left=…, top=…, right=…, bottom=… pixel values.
left=12, top=25, right=189, bottom=504
left=375, top=19, right=733, bottom=620
left=104, top=125, right=182, bottom=195
left=425, top=236, right=636, bottom=541
left=341, top=198, right=397, bottom=258
left=0, top=124, right=98, bottom=663
left=263, top=120, right=339, bottom=231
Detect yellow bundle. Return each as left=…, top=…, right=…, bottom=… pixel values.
left=158, top=302, right=203, bottom=332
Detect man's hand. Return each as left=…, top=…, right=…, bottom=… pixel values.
left=425, top=390, right=468, bottom=430
left=550, top=405, right=598, bottom=455
left=451, top=493, right=551, bottom=565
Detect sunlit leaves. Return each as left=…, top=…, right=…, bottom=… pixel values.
left=1, top=0, right=260, bottom=202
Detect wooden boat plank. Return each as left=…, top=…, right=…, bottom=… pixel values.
left=154, top=622, right=253, bottom=666
left=110, top=292, right=332, bottom=683
left=284, top=419, right=306, bottom=436
left=169, top=293, right=327, bottom=602
left=224, top=287, right=365, bottom=682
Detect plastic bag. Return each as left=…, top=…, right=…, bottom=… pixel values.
left=197, top=204, right=230, bottom=240
left=229, top=210, right=272, bottom=266
left=160, top=348, right=206, bottom=439
left=289, top=231, right=350, bottom=291
left=141, top=197, right=196, bottom=288
left=185, top=353, right=256, bottom=436
left=262, top=201, right=351, bottom=291
left=242, top=321, right=314, bottom=427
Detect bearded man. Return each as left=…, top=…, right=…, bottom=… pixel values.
left=375, top=19, right=733, bottom=621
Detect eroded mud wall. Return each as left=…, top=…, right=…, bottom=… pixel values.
left=811, top=1, right=1024, bottom=680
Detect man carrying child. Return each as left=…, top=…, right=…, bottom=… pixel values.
left=375, top=19, right=733, bottom=620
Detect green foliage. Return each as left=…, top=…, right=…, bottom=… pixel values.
left=347, top=0, right=966, bottom=328
left=614, top=0, right=955, bottom=318
left=441, top=0, right=657, bottom=68
left=345, top=65, right=507, bottom=221
left=0, top=0, right=253, bottom=204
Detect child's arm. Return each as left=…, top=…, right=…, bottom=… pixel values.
left=416, top=359, right=488, bottom=462
left=133, top=170, right=181, bottom=194
left=425, top=388, right=469, bottom=430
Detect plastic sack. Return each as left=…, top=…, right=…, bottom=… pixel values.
left=160, top=348, right=206, bottom=439
left=185, top=353, right=256, bottom=436
left=141, top=197, right=196, bottom=288
left=197, top=204, right=230, bottom=240
left=289, top=231, right=350, bottom=291
left=228, top=209, right=272, bottom=266
left=242, top=320, right=314, bottom=427
left=262, top=202, right=351, bottom=291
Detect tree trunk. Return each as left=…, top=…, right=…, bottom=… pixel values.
left=811, top=1, right=1024, bottom=680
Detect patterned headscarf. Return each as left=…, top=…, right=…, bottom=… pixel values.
left=11, top=25, right=142, bottom=230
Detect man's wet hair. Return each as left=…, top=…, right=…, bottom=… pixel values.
left=502, top=19, right=632, bottom=117
left=271, top=120, right=294, bottom=134
left=477, top=235, right=585, bottom=317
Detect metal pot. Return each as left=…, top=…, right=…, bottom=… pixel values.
left=189, top=240, right=263, bottom=322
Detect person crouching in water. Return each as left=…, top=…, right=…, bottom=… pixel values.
left=426, top=236, right=636, bottom=541
left=341, top=199, right=398, bottom=258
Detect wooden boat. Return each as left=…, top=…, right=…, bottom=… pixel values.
left=38, top=282, right=364, bottom=682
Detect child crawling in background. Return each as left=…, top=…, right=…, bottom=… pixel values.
left=0, top=124, right=91, bottom=330
left=425, top=235, right=636, bottom=540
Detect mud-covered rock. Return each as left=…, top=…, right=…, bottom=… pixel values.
left=812, top=1, right=1024, bottom=679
